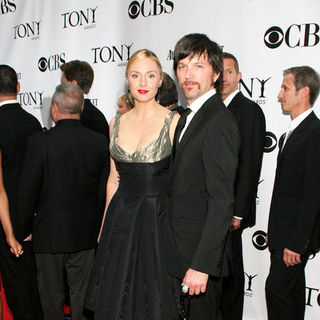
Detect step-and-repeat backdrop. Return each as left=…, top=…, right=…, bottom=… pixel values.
left=1, top=0, right=320, bottom=319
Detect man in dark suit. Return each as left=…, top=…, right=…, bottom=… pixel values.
left=266, top=66, right=320, bottom=320
left=166, top=33, right=240, bottom=320
left=17, top=83, right=108, bottom=320
left=61, top=59, right=110, bottom=234
left=219, top=52, right=266, bottom=320
left=0, top=64, right=43, bottom=319
left=60, top=60, right=109, bottom=137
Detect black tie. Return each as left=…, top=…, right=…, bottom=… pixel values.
left=173, top=108, right=191, bottom=158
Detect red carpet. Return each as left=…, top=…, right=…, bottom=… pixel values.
left=0, top=276, right=13, bottom=320
left=0, top=275, right=72, bottom=319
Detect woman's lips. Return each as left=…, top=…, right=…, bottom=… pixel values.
left=138, top=90, right=149, bottom=94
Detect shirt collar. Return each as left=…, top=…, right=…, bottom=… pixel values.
left=289, top=108, right=312, bottom=132
left=0, top=99, right=18, bottom=107
left=223, top=89, right=239, bottom=107
left=188, top=89, right=216, bottom=114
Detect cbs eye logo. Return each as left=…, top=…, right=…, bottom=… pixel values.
left=38, top=57, right=47, bottom=72
left=264, top=23, right=320, bottom=49
left=37, top=53, right=65, bottom=72
left=264, top=26, right=284, bottom=49
left=252, top=230, right=268, bottom=250
left=264, top=131, right=278, bottom=153
left=128, top=0, right=174, bottom=20
left=128, top=1, right=140, bottom=19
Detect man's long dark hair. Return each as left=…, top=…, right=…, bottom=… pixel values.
left=173, top=33, right=223, bottom=93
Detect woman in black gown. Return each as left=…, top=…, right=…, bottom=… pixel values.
left=85, top=49, right=180, bottom=319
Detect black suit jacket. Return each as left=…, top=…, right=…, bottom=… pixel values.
left=81, top=99, right=109, bottom=138
left=81, top=98, right=110, bottom=214
left=228, top=92, right=265, bottom=227
left=268, top=111, right=320, bottom=254
left=0, top=102, right=42, bottom=233
left=166, top=94, right=240, bottom=278
left=17, top=119, right=108, bottom=253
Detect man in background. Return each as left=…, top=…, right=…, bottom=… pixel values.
left=60, top=60, right=109, bottom=137
left=219, top=52, right=266, bottom=320
left=61, top=60, right=110, bottom=232
left=266, top=66, right=320, bottom=320
left=0, top=64, right=43, bottom=319
left=17, top=83, right=108, bottom=320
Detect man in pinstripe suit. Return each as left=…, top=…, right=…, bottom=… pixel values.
left=165, top=33, right=240, bottom=320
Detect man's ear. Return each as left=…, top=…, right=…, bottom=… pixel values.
left=299, top=86, right=310, bottom=100
left=213, top=72, right=220, bottom=84
left=50, top=102, right=59, bottom=120
left=17, top=81, right=20, bottom=94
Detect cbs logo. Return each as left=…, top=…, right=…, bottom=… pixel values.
left=38, top=53, right=65, bottom=72
left=252, top=230, right=268, bottom=250
left=264, top=24, right=320, bottom=49
left=264, top=131, right=278, bottom=153
left=128, top=0, right=174, bottom=19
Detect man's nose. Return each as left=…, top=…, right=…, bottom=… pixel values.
left=185, top=67, right=194, bottom=80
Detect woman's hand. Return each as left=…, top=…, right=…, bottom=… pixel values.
left=7, top=235, right=23, bottom=257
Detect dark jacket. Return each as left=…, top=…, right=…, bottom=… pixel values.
left=268, top=112, right=320, bottom=254
left=228, top=92, right=265, bottom=227
left=17, top=119, right=108, bottom=253
left=0, top=102, right=42, bottom=233
left=166, top=94, right=240, bottom=277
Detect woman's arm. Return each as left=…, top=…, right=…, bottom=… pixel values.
left=169, top=112, right=180, bottom=145
left=0, top=151, right=23, bottom=257
left=97, top=118, right=119, bottom=242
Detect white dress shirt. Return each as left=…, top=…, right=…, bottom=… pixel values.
left=282, top=108, right=313, bottom=149
left=179, top=89, right=216, bottom=142
left=223, top=89, right=239, bottom=107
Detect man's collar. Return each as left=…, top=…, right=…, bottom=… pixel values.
left=289, top=108, right=312, bottom=131
left=0, top=99, right=18, bottom=107
left=188, top=89, right=216, bottom=114
left=223, top=89, right=239, bottom=107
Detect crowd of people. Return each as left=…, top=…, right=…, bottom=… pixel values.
left=0, top=32, right=320, bottom=320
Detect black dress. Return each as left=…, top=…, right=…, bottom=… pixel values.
left=86, top=112, right=178, bottom=320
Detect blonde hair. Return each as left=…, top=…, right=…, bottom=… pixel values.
left=126, top=49, right=162, bottom=77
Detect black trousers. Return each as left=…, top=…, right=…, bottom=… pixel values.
left=0, top=238, right=42, bottom=320
left=35, top=249, right=94, bottom=320
left=219, top=228, right=244, bottom=320
left=172, top=274, right=222, bottom=320
left=265, top=249, right=308, bottom=320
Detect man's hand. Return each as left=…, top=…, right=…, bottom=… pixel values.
left=23, top=234, right=32, bottom=241
left=283, top=248, right=301, bottom=267
left=230, top=217, right=241, bottom=231
left=181, top=268, right=209, bottom=295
